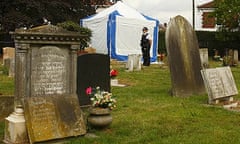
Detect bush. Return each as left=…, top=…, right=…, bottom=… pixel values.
left=57, top=21, right=92, bottom=50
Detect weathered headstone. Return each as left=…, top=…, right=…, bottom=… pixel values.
left=2, top=47, right=15, bottom=77
left=201, top=66, right=238, bottom=104
left=77, top=53, right=110, bottom=106
left=199, top=48, right=209, bottom=68
left=6, top=25, right=87, bottom=143
left=2, top=47, right=15, bottom=66
left=126, top=54, right=141, bottom=71
left=24, top=95, right=86, bottom=143
left=233, top=50, right=238, bottom=66
left=165, top=15, right=205, bottom=97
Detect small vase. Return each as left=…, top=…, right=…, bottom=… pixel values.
left=88, top=107, right=113, bottom=129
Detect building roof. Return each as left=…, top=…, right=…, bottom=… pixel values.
left=197, top=1, right=215, bottom=9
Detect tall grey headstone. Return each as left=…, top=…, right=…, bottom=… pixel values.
left=8, top=25, right=86, bottom=143
left=165, top=15, right=205, bottom=97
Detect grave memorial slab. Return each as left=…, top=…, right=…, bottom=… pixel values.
left=165, top=15, right=205, bottom=97
left=8, top=25, right=87, bottom=143
left=2, top=47, right=15, bottom=66
left=233, top=50, right=238, bottom=66
left=77, top=53, right=110, bottom=106
left=201, top=66, right=238, bottom=104
left=126, top=54, right=141, bottom=71
left=199, top=48, right=209, bottom=68
left=2, top=47, right=15, bottom=77
left=24, top=95, right=86, bottom=143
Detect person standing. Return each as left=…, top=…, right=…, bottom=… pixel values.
left=140, top=27, right=152, bottom=66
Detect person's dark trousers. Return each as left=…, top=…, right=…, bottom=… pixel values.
left=142, top=47, right=150, bottom=66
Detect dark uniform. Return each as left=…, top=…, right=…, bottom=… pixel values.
left=140, top=27, right=151, bottom=66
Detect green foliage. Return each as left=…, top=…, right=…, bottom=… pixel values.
left=0, top=65, right=9, bottom=75
left=0, top=65, right=14, bottom=95
left=213, top=0, right=240, bottom=32
left=57, top=21, right=92, bottom=50
left=57, top=21, right=92, bottom=35
left=0, top=0, right=96, bottom=32
left=0, top=74, right=14, bottom=97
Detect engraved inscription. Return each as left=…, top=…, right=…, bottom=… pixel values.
left=201, top=67, right=238, bottom=99
left=31, top=46, right=69, bottom=96
left=29, top=97, right=57, bottom=139
left=205, top=69, right=224, bottom=99
left=25, top=95, right=87, bottom=143
left=217, top=67, right=238, bottom=96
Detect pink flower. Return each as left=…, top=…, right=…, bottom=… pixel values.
left=86, top=87, right=92, bottom=95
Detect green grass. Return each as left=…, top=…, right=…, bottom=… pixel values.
left=1, top=60, right=240, bottom=144
left=0, top=63, right=14, bottom=95
left=0, top=75, right=14, bottom=95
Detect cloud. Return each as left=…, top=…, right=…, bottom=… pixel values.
left=122, top=0, right=212, bottom=25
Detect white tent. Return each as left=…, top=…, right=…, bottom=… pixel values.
left=80, top=1, right=159, bottom=61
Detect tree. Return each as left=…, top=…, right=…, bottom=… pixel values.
left=0, top=0, right=96, bottom=32
left=213, top=0, right=240, bottom=32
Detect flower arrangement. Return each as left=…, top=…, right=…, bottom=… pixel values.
left=86, top=86, right=117, bottom=110
left=110, top=69, right=118, bottom=79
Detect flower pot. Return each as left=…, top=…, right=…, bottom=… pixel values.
left=88, top=107, right=112, bottom=129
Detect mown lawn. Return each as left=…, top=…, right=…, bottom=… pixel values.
left=1, top=59, right=240, bottom=144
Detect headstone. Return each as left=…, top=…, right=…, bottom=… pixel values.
left=2, top=47, right=15, bottom=66
left=126, top=54, right=141, bottom=71
left=165, top=15, right=205, bottom=97
left=228, top=49, right=234, bottom=66
left=213, top=50, right=221, bottom=61
left=2, top=47, right=15, bottom=77
left=24, top=95, right=86, bottom=143
left=233, top=50, right=238, bottom=66
left=201, top=66, right=238, bottom=104
left=77, top=53, right=110, bottom=106
left=8, top=58, right=15, bottom=77
left=199, top=48, right=209, bottom=68
left=7, top=25, right=87, bottom=143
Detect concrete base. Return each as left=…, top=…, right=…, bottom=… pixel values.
left=3, top=106, right=28, bottom=144
left=111, top=79, right=126, bottom=87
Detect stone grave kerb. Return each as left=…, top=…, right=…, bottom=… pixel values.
left=10, top=24, right=85, bottom=106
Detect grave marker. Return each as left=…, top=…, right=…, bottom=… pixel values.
left=2, top=47, right=15, bottom=77
left=233, top=50, right=238, bottom=66
left=77, top=53, right=110, bottom=106
left=199, top=48, right=209, bottom=68
left=126, top=54, right=141, bottom=71
left=6, top=25, right=87, bottom=143
left=165, top=15, right=205, bottom=97
left=201, top=66, right=238, bottom=104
